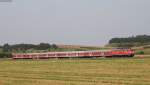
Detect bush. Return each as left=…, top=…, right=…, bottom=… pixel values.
left=0, top=53, right=12, bottom=58
left=136, top=51, right=144, bottom=55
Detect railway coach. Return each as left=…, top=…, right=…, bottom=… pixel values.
left=12, top=48, right=134, bottom=59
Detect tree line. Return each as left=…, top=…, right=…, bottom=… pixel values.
left=0, top=43, right=58, bottom=58
left=0, top=43, right=58, bottom=53
left=108, top=35, right=150, bottom=47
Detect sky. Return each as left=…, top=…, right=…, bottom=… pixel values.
left=0, top=0, right=150, bottom=46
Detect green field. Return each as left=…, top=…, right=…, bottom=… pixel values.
left=0, top=57, right=150, bottom=85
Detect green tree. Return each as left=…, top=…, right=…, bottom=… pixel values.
left=3, top=43, right=10, bottom=52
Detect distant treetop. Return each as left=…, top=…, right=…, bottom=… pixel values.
left=108, top=35, right=150, bottom=47
left=109, top=35, right=150, bottom=44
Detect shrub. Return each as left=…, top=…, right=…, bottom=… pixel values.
left=136, top=51, right=144, bottom=55
left=0, top=53, right=12, bottom=58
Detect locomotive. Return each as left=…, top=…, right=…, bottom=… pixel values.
left=12, top=48, right=134, bottom=59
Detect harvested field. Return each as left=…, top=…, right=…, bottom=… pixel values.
left=0, top=57, right=150, bottom=85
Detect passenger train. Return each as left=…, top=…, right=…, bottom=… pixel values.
left=12, top=48, right=135, bottom=59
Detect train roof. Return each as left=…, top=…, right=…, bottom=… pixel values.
left=12, top=50, right=112, bottom=55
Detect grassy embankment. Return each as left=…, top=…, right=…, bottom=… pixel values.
left=0, top=57, right=150, bottom=85
left=132, top=45, right=150, bottom=55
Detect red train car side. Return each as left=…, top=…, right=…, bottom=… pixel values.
left=111, top=49, right=134, bottom=57
left=12, top=49, right=134, bottom=59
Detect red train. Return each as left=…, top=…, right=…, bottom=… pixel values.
left=12, top=48, right=135, bottom=59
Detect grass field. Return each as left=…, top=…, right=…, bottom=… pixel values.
left=0, top=57, right=150, bottom=85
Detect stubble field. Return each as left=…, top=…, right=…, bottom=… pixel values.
left=0, top=57, right=150, bottom=85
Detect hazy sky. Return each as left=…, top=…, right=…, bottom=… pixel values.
left=0, top=0, right=150, bottom=46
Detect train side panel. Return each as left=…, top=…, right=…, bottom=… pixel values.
left=12, top=49, right=134, bottom=59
